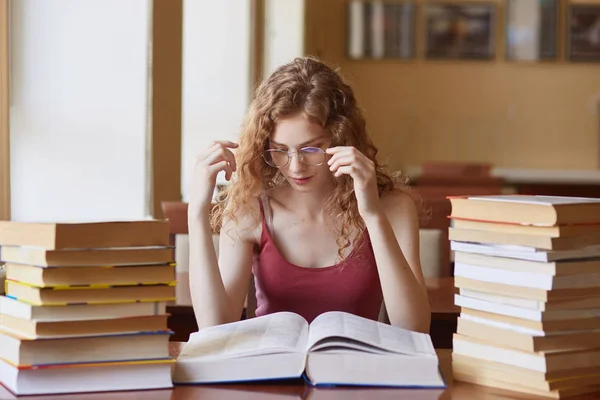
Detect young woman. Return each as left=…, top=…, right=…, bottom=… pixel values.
left=187, top=57, right=431, bottom=333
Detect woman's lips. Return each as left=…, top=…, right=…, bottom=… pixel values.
left=289, top=176, right=312, bottom=185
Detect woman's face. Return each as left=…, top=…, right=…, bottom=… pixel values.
left=267, top=113, right=333, bottom=193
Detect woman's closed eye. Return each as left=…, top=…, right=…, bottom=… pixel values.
left=300, top=146, right=325, bottom=153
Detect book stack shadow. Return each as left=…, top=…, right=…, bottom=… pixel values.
left=0, top=220, right=176, bottom=395
left=447, top=195, right=600, bottom=399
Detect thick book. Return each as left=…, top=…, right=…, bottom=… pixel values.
left=4, top=281, right=176, bottom=305
left=173, top=311, right=445, bottom=388
left=456, top=316, right=600, bottom=352
left=457, top=287, right=600, bottom=311
left=454, top=251, right=600, bottom=276
left=449, top=195, right=600, bottom=226
left=0, top=330, right=171, bottom=366
left=0, top=220, right=170, bottom=250
left=454, top=276, right=599, bottom=302
left=459, top=307, right=600, bottom=333
left=453, top=262, right=600, bottom=290
left=0, top=296, right=166, bottom=321
left=452, top=356, right=600, bottom=399
left=453, top=334, right=600, bottom=373
left=449, top=227, right=600, bottom=251
left=455, top=293, right=600, bottom=322
left=4, top=262, right=176, bottom=287
left=0, top=246, right=174, bottom=267
left=0, top=313, right=169, bottom=339
left=451, top=217, right=600, bottom=238
left=453, top=373, right=600, bottom=399
left=453, top=353, right=600, bottom=392
left=0, top=358, right=173, bottom=395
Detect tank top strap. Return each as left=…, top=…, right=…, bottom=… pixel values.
left=259, top=191, right=274, bottom=236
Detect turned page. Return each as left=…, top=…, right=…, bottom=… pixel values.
left=306, top=311, right=436, bottom=356
left=178, top=312, right=309, bottom=360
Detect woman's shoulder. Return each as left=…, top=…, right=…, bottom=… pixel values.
left=221, top=195, right=263, bottom=244
left=380, top=188, right=415, bottom=204
left=379, top=189, right=420, bottom=219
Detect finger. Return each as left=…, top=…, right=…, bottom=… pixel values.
left=214, top=143, right=237, bottom=171
left=216, top=146, right=237, bottom=172
left=197, top=141, right=238, bottom=162
left=325, top=146, right=351, bottom=155
left=333, top=165, right=355, bottom=178
left=208, top=160, right=234, bottom=180
left=329, top=155, right=356, bottom=172
left=224, top=164, right=234, bottom=181
left=213, top=140, right=239, bottom=149
left=328, top=152, right=355, bottom=163
left=204, top=146, right=237, bottom=170
left=327, top=150, right=355, bottom=164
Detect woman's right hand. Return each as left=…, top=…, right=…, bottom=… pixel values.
left=188, top=140, right=238, bottom=217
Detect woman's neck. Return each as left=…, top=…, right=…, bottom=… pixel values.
left=282, top=187, right=333, bottom=221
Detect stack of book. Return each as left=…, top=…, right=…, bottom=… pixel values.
left=0, top=220, right=176, bottom=395
left=447, top=195, right=600, bottom=398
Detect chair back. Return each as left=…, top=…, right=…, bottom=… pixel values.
left=161, top=201, right=189, bottom=244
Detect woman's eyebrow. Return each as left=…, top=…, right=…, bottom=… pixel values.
left=270, top=137, right=325, bottom=147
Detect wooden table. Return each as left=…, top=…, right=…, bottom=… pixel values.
left=2, top=342, right=598, bottom=399
left=166, top=274, right=459, bottom=347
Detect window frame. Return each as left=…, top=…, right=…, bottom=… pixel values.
left=0, top=0, right=9, bottom=221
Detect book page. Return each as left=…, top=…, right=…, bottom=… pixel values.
left=469, top=195, right=600, bottom=206
left=306, top=311, right=435, bottom=356
left=178, top=312, right=308, bottom=361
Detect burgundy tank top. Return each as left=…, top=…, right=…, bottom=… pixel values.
left=252, top=195, right=384, bottom=323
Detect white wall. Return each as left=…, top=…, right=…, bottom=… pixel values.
left=180, top=0, right=251, bottom=201
left=9, top=0, right=150, bottom=222
left=263, top=0, right=305, bottom=77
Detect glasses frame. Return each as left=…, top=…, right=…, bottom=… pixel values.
left=263, top=147, right=327, bottom=168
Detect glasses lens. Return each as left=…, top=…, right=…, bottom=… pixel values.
left=264, top=149, right=288, bottom=167
left=299, top=147, right=326, bottom=166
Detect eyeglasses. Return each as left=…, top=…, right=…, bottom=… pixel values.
left=263, top=147, right=327, bottom=168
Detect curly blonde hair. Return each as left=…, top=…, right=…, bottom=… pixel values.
left=211, top=57, right=406, bottom=258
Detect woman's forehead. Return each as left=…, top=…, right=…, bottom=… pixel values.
left=271, top=114, right=327, bottom=146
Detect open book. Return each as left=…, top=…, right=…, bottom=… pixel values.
left=173, top=311, right=445, bottom=388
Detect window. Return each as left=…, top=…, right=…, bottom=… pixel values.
left=9, top=0, right=152, bottom=221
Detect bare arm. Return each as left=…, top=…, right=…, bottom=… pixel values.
left=326, top=146, right=431, bottom=332
left=187, top=140, right=256, bottom=329
left=364, top=192, right=431, bottom=333
left=187, top=207, right=255, bottom=329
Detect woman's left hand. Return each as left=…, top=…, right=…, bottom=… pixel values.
left=326, top=146, right=382, bottom=219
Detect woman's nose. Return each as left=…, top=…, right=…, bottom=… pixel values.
left=288, top=152, right=305, bottom=172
